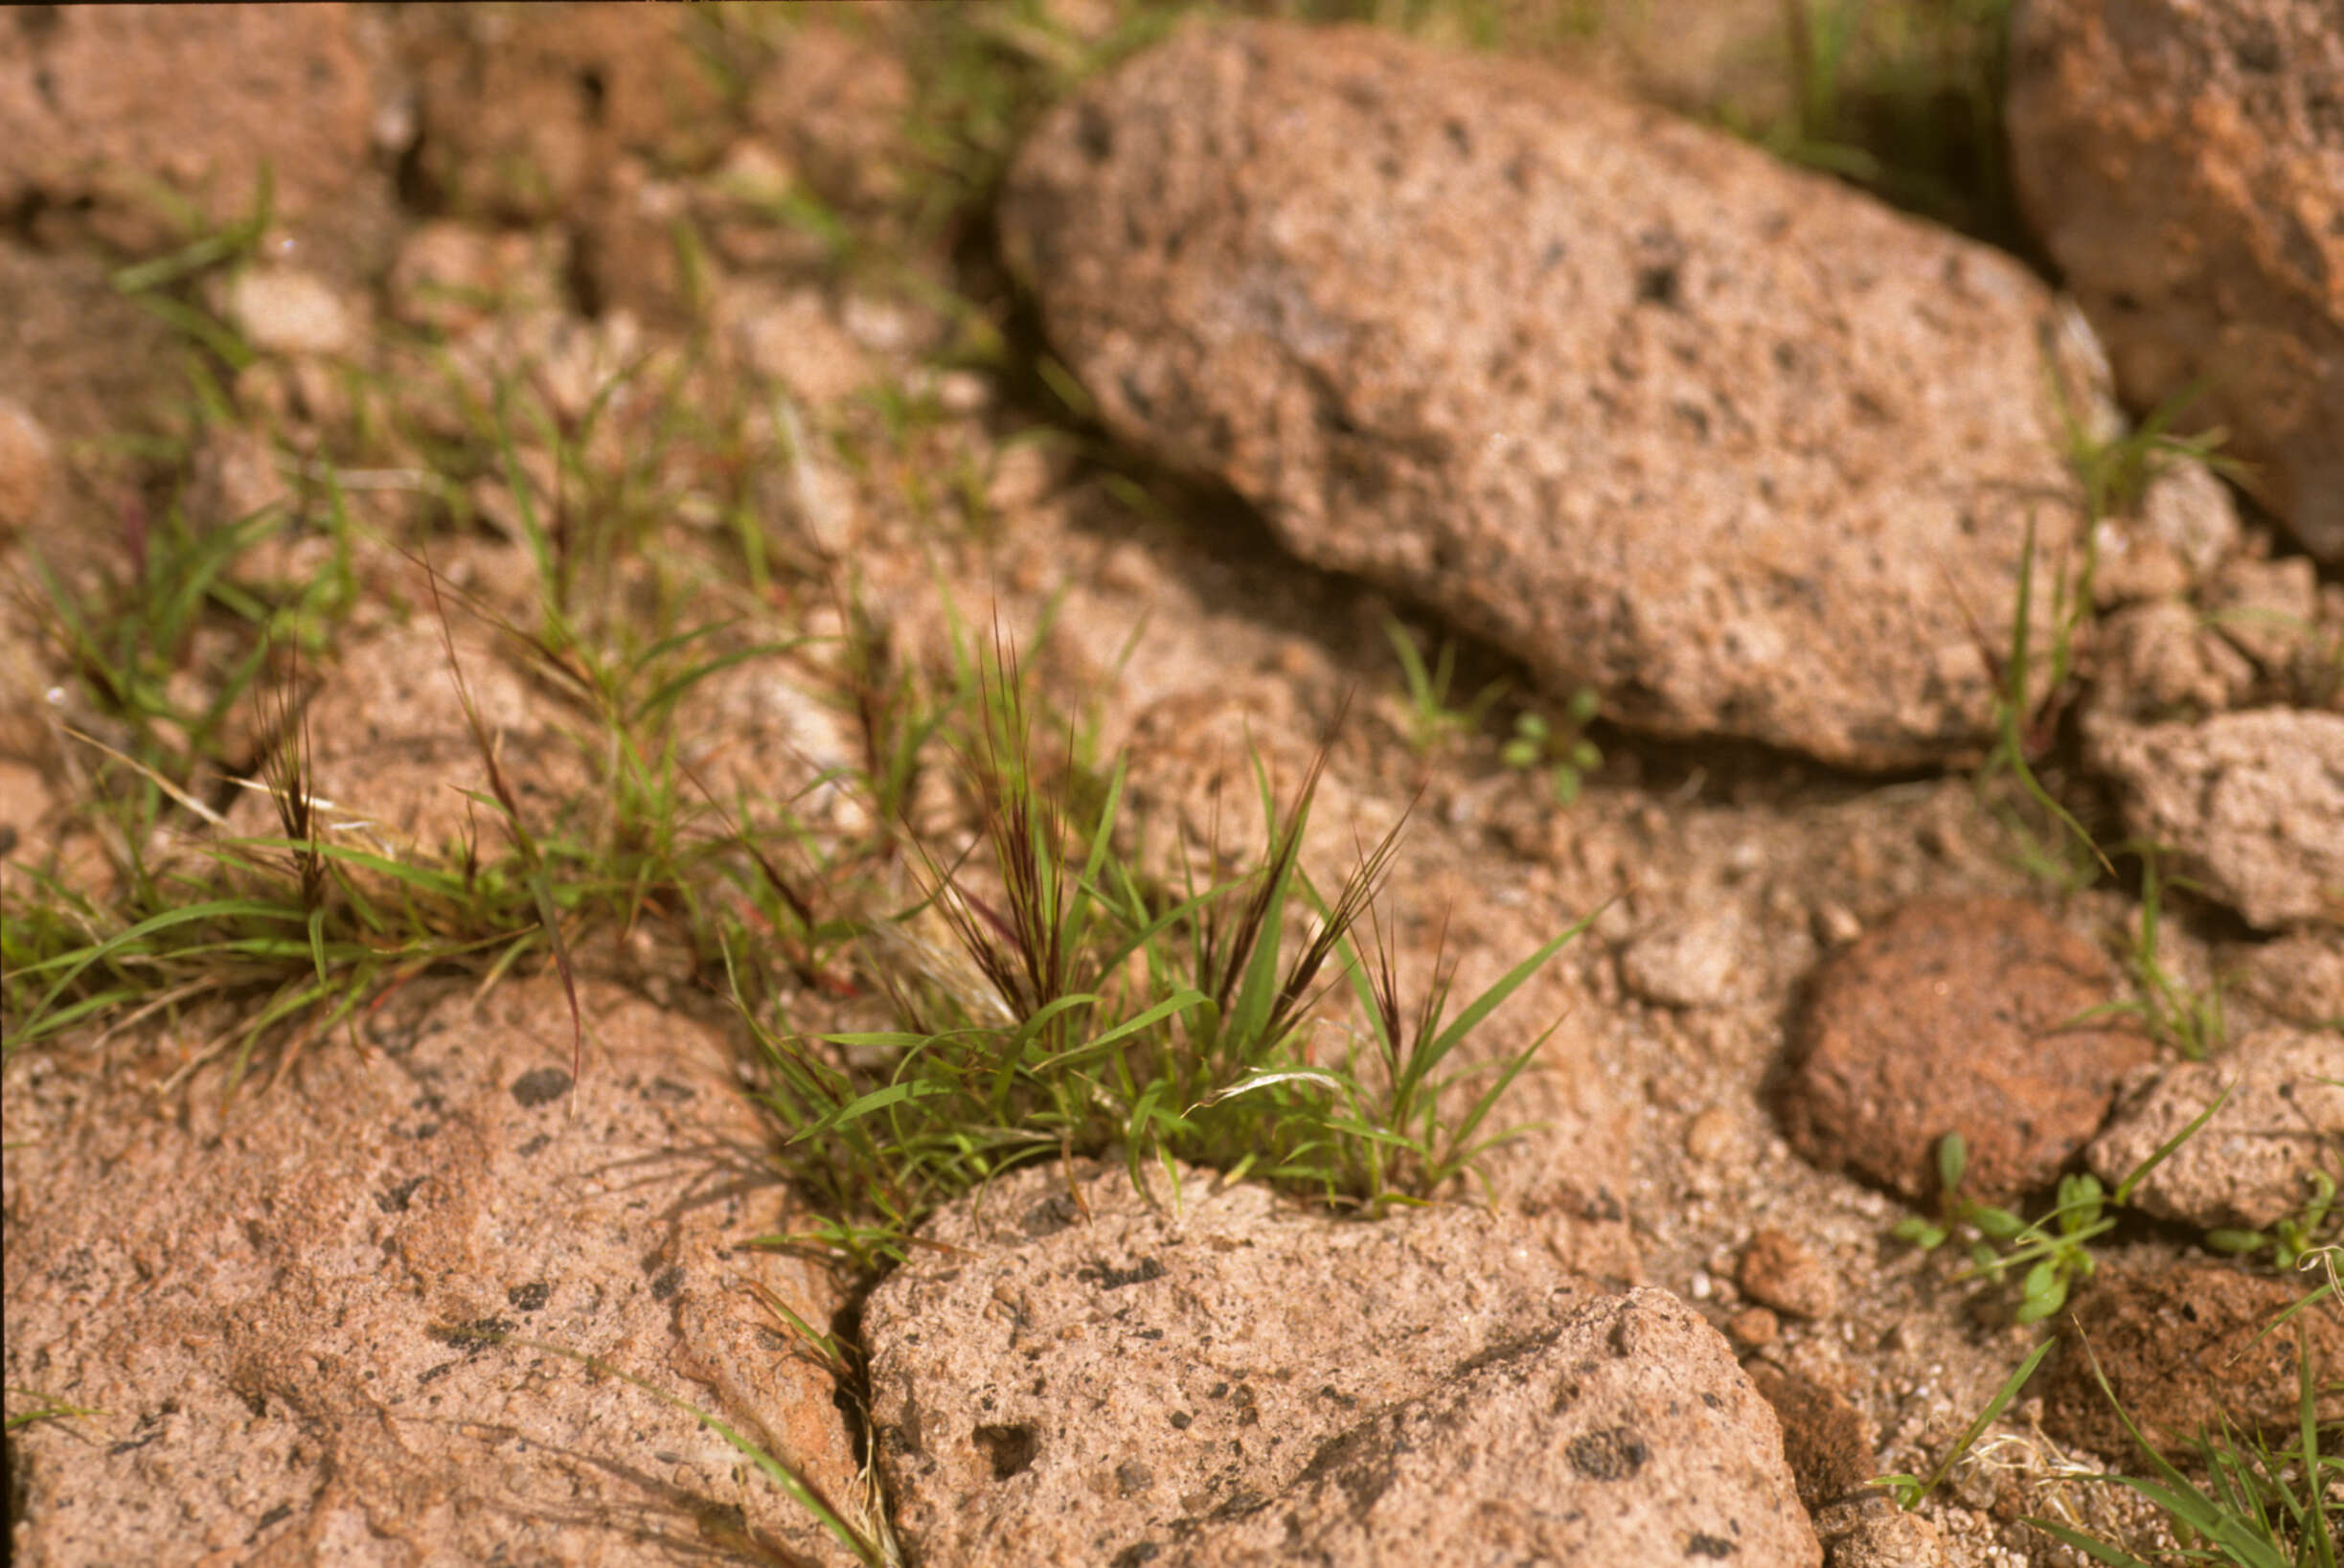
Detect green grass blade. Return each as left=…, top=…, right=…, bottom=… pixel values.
left=1426, top=906, right=1598, bottom=1062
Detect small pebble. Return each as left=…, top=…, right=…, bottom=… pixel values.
left=1683, top=1106, right=1739, bottom=1164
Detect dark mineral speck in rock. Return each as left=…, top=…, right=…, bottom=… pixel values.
left=509, top=1066, right=574, bottom=1108
left=506, top=1282, right=551, bottom=1312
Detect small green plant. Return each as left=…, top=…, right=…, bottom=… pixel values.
left=1384, top=617, right=1506, bottom=757
left=2211, top=1175, right=2342, bottom=1273
left=1500, top=689, right=1603, bottom=805
left=1897, top=1092, right=2232, bottom=1324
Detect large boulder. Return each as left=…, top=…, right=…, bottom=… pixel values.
left=998, top=18, right=2217, bottom=770
left=864, top=1161, right=1820, bottom=1567
left=2, top=978, right=866, bottom=1566
left=2007, top=0, right=2344, bottom=562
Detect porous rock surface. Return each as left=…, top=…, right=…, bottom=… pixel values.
left=2042, top=1259, right=2344, bottom=1459
left=2008, top=0, right=2344, bottom=561
left=2087, top=1026, right=2344, bottom=1232
left=998, top=17, right=2194, bottom=771
left=2228, top=927, right=2344, bottom=1028
left=863, top=1161, right=1820, bottom=1568
left=1780, top=898, right=2155, bottom=1205
left=2087, top=707, right=2344, bottom=930
left=0, top=5, right=378, bottom=250
left=2, top=976, right=864, bottom=1566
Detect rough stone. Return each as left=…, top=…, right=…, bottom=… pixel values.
left=2088, top=600, right=2258, bottom=724
left=2228, top=928, right=2344, bottom=1029
left=2, top=977, right=865, bottom=1567
left=2087, top=1026, right=2344, bottom=1232
left=403, top=5, right=730, bottom=223
left=2088, top=707, right=2344, bottom=930
left=0, top=5, right=375, bottom=249
left=2042, top=1258, right=2344, bottom=1459
left=998, top=18, right=2157, bottom=770
left=0, top=243, right=179, bottom=454
left=864, top=1161, right=1818, bottom=1568
left=1810, top=1494, right=1953, bottom=1568
left=387, top=221, right=572, bottom=334
left=719, top=282, right=878, bottom=411
left=1737, top=1226, right=1841, bottom=1321
left=2008, top=0, right=2344, bottom=562
left=2206, top=555, right=2324, bottom=679
left=1742, top=1362, right=1874, bottom=1510
left=225, top=266, right=363, bottom=359
left=218, top=609, right=594, bottom=865
left=1781, top=898, right=2155, bottom=1205
left=745, top=23, right=914, bottom=212
left=1619, top=907, right=1753, bottom=1009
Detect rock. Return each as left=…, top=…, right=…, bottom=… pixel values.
left=2041, top=1259, right=2344, bottom=1459
left=2087, top=1027, right=2344, bottom=1232
left=2007, top=0, right=2344, bottom=562
left=0, top=397, right=56, bottom=536
left=719, top=281, right=877, bottom=410
left=402, top=5, right=730, bottom=222
left=1743, top=1362, right=1874, bottom=1510
left=864, top=1161, right=1819, bottom=1568
left=225, top=612, right=595, bottom=864
left=0, top=5, right=375, bottom=249
left=1781, top=898, right=2155, bottom=1205
left=2088, top=600, right=2257, bottom=723
left=745, top=24, right=914, bottom=212
left=2, top=977, right=865, bottom=1567
left=2087, top=708, right=2344, bottom=929
left=388, top=220, right=572, bottom=334
left=1620, top=908, right=1753, bottom=1009
left=0, top=244, right=179, bottom=453
left=225, top=266, right=362, bottom=358
left=1738, top=1227, right=1841, bottom=1321
left=998, top=18, right=2156, bottom=770
left=187, top=426, right=292, bottom=526
left=2228, top=929, right=2344, bottom=1029
left=2205, top=555, right=2322, bottom=679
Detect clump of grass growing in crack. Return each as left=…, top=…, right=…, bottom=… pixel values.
left=1965, top=509, right=2109, bottom=891
left=2055, top=374, right=2252, bottom=529
left=2095, top=844, right=2227, bottom=1060
left=2022, top=1269, right=2342, bottom=1568
left=2, top=555, right=842, bottom=1100
left=1384, top=617, right=1601, bottom=802
left=749, top=639, right=1587, bottom=1265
